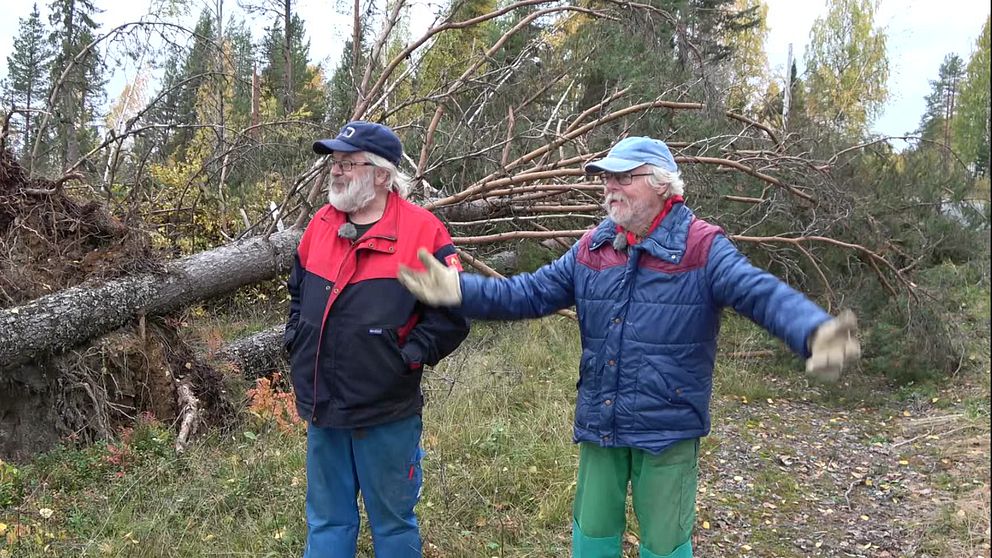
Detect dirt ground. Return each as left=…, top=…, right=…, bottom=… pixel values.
left=694, top=385, right=991, bottom=557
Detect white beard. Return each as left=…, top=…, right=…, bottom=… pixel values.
left=604, top=192, right=635, bottom=229
left=328, top=172, right=377, bottom=214
left=605, top=192, right=656, bottom=232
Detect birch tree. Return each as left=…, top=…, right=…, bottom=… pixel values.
left=803, top=0, right=888, bottom=138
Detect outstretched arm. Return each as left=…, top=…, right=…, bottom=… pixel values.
left=707, top=235, right=860, bottom=380
left=399, top=246, right=578, bottom=320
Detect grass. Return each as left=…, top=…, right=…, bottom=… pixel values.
left=2, top=272, right=989, bottom=556
left=0, top=318, right=583, bottom=558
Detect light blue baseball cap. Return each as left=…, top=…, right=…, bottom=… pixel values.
left=584, top=136, right=678, bottom=174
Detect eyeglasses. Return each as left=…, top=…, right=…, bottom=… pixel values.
left=596, top=172, right=653, bottom=186
left=328, top=159, right=376, bottom=172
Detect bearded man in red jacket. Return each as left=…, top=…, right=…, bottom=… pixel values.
left=285, top=121, right=469, bottom=558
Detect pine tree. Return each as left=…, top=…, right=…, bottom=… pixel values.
left=3, top=3, right=53, bottom=158
left=46, top=0, right=105, bottom=172
left=918, top=54, right=965, bottom=145
left=721, top=0, right=770, bottom=112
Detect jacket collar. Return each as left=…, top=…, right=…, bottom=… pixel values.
left=640, top=203, right=693, bottom=262
left=590, top=203, right=694, bottom=263
left=590, top=218, right=618, bottom=250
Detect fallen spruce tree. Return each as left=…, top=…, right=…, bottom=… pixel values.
left=0, top=148, right=302, bottom=460
left=0, top=228, right=301, bottom=371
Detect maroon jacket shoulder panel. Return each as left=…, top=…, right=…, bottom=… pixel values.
left=576, top=229, right=627, bottom=271
left=640, top=218, right=724, bottom=274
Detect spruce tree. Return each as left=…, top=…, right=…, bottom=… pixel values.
left=918, top=54, right=965, bottom=145
left=151, top=10, right=217, bottom=161
left=3, top=3, right=53, bottom=158
left=46, top=0, right=105, bottom=172
left=260, top=13, right=324, bottom=120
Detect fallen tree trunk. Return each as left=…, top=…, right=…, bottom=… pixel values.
left=0, top=228, right=302, bottom=372
left=218, top=324, right=287, bottom=379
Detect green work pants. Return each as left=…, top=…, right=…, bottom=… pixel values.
left=572, top=438, right=699, bottom=558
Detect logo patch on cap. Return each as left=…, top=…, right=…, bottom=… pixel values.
left=343, top=126, right=356, bottom=138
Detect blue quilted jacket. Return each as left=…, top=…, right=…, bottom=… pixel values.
left=459, top=203, right=831, bottom=453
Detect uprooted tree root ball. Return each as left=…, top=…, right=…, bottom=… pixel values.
left=0, top=147, right=156, bottom=305
left=0, top=148, right=234, bottom=462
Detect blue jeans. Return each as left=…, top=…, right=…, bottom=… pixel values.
left=304, top=414, right=424, bottom=558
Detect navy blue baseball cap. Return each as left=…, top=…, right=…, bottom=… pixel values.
left=584, top=137, right=678, bottom=174
left=313, top=121, right=403, bottom=165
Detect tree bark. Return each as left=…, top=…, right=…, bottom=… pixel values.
left=218, top=324, right=286, bottom=379
left=0, top=228, right=302, bottom=373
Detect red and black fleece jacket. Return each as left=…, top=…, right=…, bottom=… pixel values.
left=284, top=192, right=470, bottom=428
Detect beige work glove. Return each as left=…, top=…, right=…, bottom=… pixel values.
left=805, top=309, right=861, bottom=382
left=397, top=248, right=462, bottom=306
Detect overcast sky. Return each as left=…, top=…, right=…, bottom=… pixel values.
left=1, top=0, right=989, bottom=140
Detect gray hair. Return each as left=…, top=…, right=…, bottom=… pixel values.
left=647, top=166, right=684, bottom=199
left=364, top=152, right=412, bottom=199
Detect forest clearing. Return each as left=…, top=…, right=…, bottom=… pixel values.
left=1, top=0, right=990, bottom=556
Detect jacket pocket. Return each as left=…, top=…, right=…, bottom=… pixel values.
left=288, top=320, right=319, bottom=409
left=574, top=349, right=601, bottom=428
left=331, top=325, right=416, bottom=407
left=283, top=327, right=295, bottom=353
left=299, top=275, right=332, bottom=326
left=634, top=359, right=704, bottom=432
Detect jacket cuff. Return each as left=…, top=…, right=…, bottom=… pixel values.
left=401, top=342, right=425, bottom=370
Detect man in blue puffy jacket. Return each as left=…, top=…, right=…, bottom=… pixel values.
left=397, top=136, right=861, bottom=558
